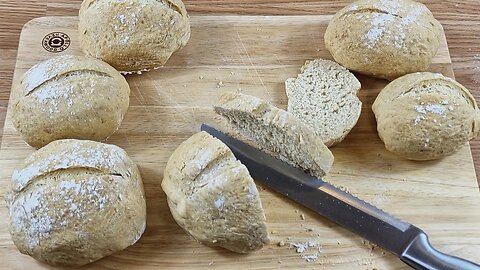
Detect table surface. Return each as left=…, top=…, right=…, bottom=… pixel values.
left=0, top=0, right=479, bottom=185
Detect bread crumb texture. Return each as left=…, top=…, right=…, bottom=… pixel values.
left=286, top=59, right=362, bottom=147
left=214, top=92, right=334, bottom=178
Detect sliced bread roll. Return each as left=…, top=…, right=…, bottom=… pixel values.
left=285, top=59, right=362, bottom=147
left=214, top=92, right=334, bottom=179
left=162, top=131, right=269, bottom=253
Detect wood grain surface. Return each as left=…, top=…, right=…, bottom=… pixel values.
left=0, top=1, right=480, bottom=183
left=1, top=14, right=479, bottom=269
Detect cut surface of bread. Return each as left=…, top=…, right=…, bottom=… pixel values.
left=214, top=92, right=334, bottom=179
left=286, top=59, right=362, bottom=147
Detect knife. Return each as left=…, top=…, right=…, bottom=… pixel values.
left=201, top=124, right=480, bottom=270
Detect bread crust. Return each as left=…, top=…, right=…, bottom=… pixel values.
left=79, top=0, right=191, bottom=72
left=373, top=72, right=480, bottom=160
left=161, top=131, right=269, bottom=253
left=11, top=55, right=130, bottom=148
left=6, top=139, right=146, bottom=267
left=325, top=0, right=442, bottom=80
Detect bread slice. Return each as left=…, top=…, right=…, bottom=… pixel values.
left=214, top=92, right=334, bottom=179
left=162, top=131, right=269, bottom=253
left=285, top=59, right=362, bottom=147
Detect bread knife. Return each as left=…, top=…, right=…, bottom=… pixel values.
left=201, top=124, right=480, bottom=270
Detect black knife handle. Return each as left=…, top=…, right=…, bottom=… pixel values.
left=401, top=232, right=480, bottom=270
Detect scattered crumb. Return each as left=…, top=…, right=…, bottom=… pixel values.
left=289, top=240, right=318, bottom=254
left=183, top=84, right=187, bottom=87
left=278, top=260, right=282, bottom=264
left=365, top=241, right=378, bottom=251
left=271, top=230, right=277, bottom=235
left=338, top=185, right=350, bottom=193
left=302, top=253, right=318, bottom=262
left=292, top=243, right=307, bottom=253
left=230, top=71, right=235, bottom=75
left=278, top=241, right=285, bottom=247
left=295, top=209, right=299, bottom=213
left=300, top=214, right=305, bottom=220
left=216, top=81, right=225, bottom=88
left=337, top=241, right=341, bottom=245
left=208, top=261, right=214, bottom=266
left=199, top=75, right=204, bottom=80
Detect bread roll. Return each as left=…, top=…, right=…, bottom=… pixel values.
left=373, top=72, right=480, bottom=160
left=286, top=59, right=362, bottom=147
left=12, top=55, right=130, bottom=148
left=214, top=92, right=334, bottom=179
left=162, top=132, right=269, bottom=253
left=324, top=0, right=442, bottom=80
left=6, top=139, right=146, bottom=267
left=79, top=0, right=191, bottom=72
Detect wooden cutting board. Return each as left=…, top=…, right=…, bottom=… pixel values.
left=0, top=16, right=479, bottom=270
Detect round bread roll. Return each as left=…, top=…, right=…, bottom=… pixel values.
left=12, top=55, right=130, bottom=148
left=372, top=72, right=480, bottom=160
left=78, top=0, right=191, bottom=72
left=162, top=132, right=269, bottom=253
left=324, top=0, right=442, bottom=80
left=6, top=139, right=146, bottom=267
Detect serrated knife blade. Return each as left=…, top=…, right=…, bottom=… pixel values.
left=201, top=124, right=480, bottom=270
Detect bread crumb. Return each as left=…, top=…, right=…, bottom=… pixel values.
left=337, top=241, right=341, bottom=245
left=338, top=185, right=350, bottom=193
left=362, top=239, right=378, bottom=251
left=295, top=209, right=299, bottom=213
left=278, top=241, right=285, bottom=247
left=230, top=71, right=235, bottom=75
left=292, top=243, right=306, bottom=253
left=183, top=84, right=187, bottom=87
left=199, top=75, right=204, bottom=80
left=302, top=253, right=318, bottom=262
left=300, top=214, right=305, bottom=220
left=216, top=81, right=224, bottom=88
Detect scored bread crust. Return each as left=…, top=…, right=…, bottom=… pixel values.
left=6, top=139, right=146, bottom=267
left=286, top=59, right=362, bottom=147
left=214, top=92, right=334, bottom=179
left=78, top=0, right=191, bottom=72
left=324, top=0, right=442, bottom=80
left=161, top=131, right=269, bottom=253
left=372, top=72, right=480, bottom=160
left=11, top=55, right=130, bottom=148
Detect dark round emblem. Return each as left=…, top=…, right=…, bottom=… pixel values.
left=42, top=32, right=71, bottom=53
